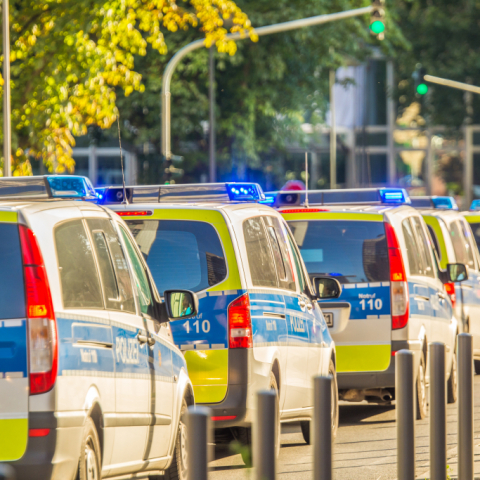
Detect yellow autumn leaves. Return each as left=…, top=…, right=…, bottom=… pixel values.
left=1, top=0, right=256, bottom=175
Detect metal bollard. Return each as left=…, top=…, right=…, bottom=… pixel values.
left=458, top=333, right=474, bottom=480
left=186, top=406, right=212, bottom=480
left=313, top=375, right=333, bottom=480
left=396, top=349, right=415, bottom=480
left=253, top=390, right=277, bottom=480
left=430, top=342, right=447, bottom=480
left=0, top=465, right=15, bottom=480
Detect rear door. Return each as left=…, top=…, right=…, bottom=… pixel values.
left=288, top=215, right=392, bottom=374
left=0, top=214, right=28, bottom=461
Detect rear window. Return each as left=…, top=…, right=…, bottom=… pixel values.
left=0, top=224, right=25, bottom=319
left=288, top=220, right=389, bottom=284
left=126, top=220, right=227, bottom=294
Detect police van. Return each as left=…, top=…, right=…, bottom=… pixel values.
left=97, top=182, right=345, bottom=451
left=0, top=176, right=196, bottom=480
left=272, top=188, right=466, bottom=418
left=463, top=200, right=480, bottom=251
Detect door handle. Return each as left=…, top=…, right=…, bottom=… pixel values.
left=137, top=333, right=156, bottom=347
left=299, top=300, right=306, bottom=308
left=306, top=303, right=313, bottom=311
left=414, top=295, right=430, bottom=302
left=437, top=292, right=446, bottom=300
left=263, top=312, right=286, bottom=319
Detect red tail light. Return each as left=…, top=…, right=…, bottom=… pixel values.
left=228, top=294, right=253, bottom=349
left=444, top=282, right=456, bottom=308
left=19, top=225, right=58, bottom=395
left=385, top=223, right=409, bottom=330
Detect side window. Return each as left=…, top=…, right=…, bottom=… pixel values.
left=86, top=218, right=135, bottom=313
left=119, top=226, right=155, bottom=317
left=412, top=217, right=435, bottom=278
left=402, top=218, right=422, bottom=276
left=55, top=219, right=103, bottom=309
left=286, top=230, right=307, bottom=294
left=264, top=216, right=296, bottom=291
left=427, top=225, right=441, bottom=263
left=450, top=221, right=470, bottom=267
left=243, top=217, right=278, bottom=288
left=459, top=220, right=476, bottom=269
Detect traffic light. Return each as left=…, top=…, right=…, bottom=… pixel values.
left=413, top=66, right=428, bottom=95
left=370, top=0, right=385, bottom=40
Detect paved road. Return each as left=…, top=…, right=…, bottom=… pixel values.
left=210, top=376, right=480, bottom=480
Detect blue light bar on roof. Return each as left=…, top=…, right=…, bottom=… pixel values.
left=410, top=195, right=458, bottom=210
left=379, top=188, right=410, bottom=204
left=470, top=200, right=480, bottom=211
left=226, top=183, right=265, bottom=201
left=47, top=176, right=96, bottom=199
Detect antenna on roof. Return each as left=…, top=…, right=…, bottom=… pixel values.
left=116, top=114, right=128, bottom=205
left=304, top=151, right=309, bottom=208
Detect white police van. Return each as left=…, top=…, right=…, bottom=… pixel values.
left=273, top=188, right=467, bottom=418
left=96, top=182, right=347, bottom=453
left=0, top=176, right=196, bottom=480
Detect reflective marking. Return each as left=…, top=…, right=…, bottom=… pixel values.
left=208, top=291, right=223, bottom=297
left=2, top=320, right=23, bottom=327
left=0, top=413, right=28, bottom=420
left=336, top=344, right=391, bottom=372
left=382, top=282, right=390, bottom=287
left=0, top=211, right=18, bottom=223
left=194, top=343, right=209, bottom=349
left=357, top=283, right=369, bottom=288
left=343, top=284, right=356, bottom=289
left=250, top=299, right=285, bottom=305
left=211, top=344, right=225, bottom=349
left=181, top=345, right=195, bottom=351
left=5, top=372, right=23, bottom=379
left=224, top=290, right=239, bottom=296
left=197, top=291, right=208, bottom=300
left=379, top=315, right=390, bottom=319
left=369, top=282, right=381, bottom=288
left=367, top=315, right=378, bottom=319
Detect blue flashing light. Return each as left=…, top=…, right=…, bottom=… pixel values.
left=379, top=188, right=411, bottom=205
left=226, top=183, right=265, bottom=202
left=259, top=192, right=277, bottom=205
left=329, top=273, right=342, bottom=277
left=431, top=196, right=458, bottom=210
left=470, top=199, right=480, bottom=211
left=46, top=176, right=97, bottom=199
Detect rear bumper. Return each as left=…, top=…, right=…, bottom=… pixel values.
left=198, top=348, right=249, bottom=428
left=7, top=411, right=82, bottom=480
left=338, top=340, right=421, bottom=390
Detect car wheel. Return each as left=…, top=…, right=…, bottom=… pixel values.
left=77, top=417, right=102, bottom=480
left=447, top=349, right=458, bottom=404
left=300, top=359, right=339, bottom=444
left=165, top=399, right=188, bottom=480
left=416, top=352, right=428, bottom=420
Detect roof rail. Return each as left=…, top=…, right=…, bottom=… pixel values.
left=95, top=182, right=266, bottom=205
left=267, top=187, right=411, bottom=208
left=410, top=196, right=458, bottom=211
left=0, top=175, right=97, bottom=200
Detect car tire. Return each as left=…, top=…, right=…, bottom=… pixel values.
left=300, top=359, right=339, bottom=445
left=77, top=417, right=102, bottom=480
left=447, top=350, right=458, bottom=404
left=416, top=352, right=428, bottom=420
left=165, top=399, right=188, bottom=480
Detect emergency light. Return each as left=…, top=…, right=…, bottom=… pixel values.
left=0, top=175, right=97, bottom=200
left=470, top=199, right=480, bottom=211
left=269, top=188, right=411, bottom=207
left=410, top=196, right=458, bottom=211
left=95, top=182, right=266, bottom=205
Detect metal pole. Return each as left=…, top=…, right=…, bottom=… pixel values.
left=386, top=60, right=395, bottom=186
left=396, top=349, right=415, bottom=480
left=2, top=0, right=11, bottom=177
left=161, top=6, right=373, bottom=160
left=313, top=375, right=332, bottom=480
left=430, top=342, right=446, bottom=480
left=186, top=406, right=211, bottom=480
left=329, top=68, right=336, bottom=189
left=426, top=129, right=433, bottom=196
left=208, top=47, right=216, bottom=182
left=254, top=390, right=277, bottom=480
left=425, top=75, right=480, bottom=95
left=458, top=333, right=474, bottom=480
left=464, top=125, right=473, bottom=209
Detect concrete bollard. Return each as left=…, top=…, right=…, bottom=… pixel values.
left=254, top=390, right=277, bottom=480
left=186, top=406, right=212, bottom=480
left=313, top=375, right=333, bottom=480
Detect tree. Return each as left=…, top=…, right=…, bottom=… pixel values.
left=1, top=0, right=256, bottom=175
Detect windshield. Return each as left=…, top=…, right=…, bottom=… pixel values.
left=288, top=220, right=389, bottom=284
left=126, top=219, right=227, bottom=294
left=0, top=224, right=25, bottom=319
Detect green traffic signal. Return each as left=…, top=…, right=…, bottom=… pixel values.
left=370, top=20, right=385, bottom=35
left=416, top=83, right=428, bottom=95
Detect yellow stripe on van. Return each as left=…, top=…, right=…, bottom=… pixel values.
left=0, top=211, right=17, bottom=223
left=336, top=344, right=391, bottom=372
left=281, top=212, right=384, bottom=222
left=422, top=215, right=449, bottom=269
left=465, top=215, right=480, bottom=224
left=0, top=418, right=28, bottom=461
left=184, top=349, right=228, bottom=403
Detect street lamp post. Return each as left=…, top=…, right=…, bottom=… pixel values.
left=2, top=0, right=11, bottom=177
left=161, top=6, right=374, bottom=165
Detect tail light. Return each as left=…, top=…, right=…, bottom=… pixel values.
left=444, top=282, right=456, bottom=307
left=385, top=223, right=409, bottom=330
left=19, top=225, right=58, bottom=395
left=228, top=293, right=252, bottom=349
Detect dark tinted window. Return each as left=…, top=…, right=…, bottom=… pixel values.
left=127, top=220, right=226, bottom=294
left=243, top=217, right=278, bottom=288
left=470, top=222, right=480, bottom=251
left=288, top=220, right=389, bottom=284
left=427, top=225, right=441, bottom=262
left=0, top=224, right=25, bottom=319
left=55, top=220, right=103, bottom=308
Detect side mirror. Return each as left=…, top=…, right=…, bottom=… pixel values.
left=447, top=263, right=468, bottom=283
left=164, top=290, right=199, bottom=320
left=312, top=276, right=342, bottom=300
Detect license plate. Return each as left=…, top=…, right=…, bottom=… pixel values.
left=324, top=312, right=333, bottom=327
